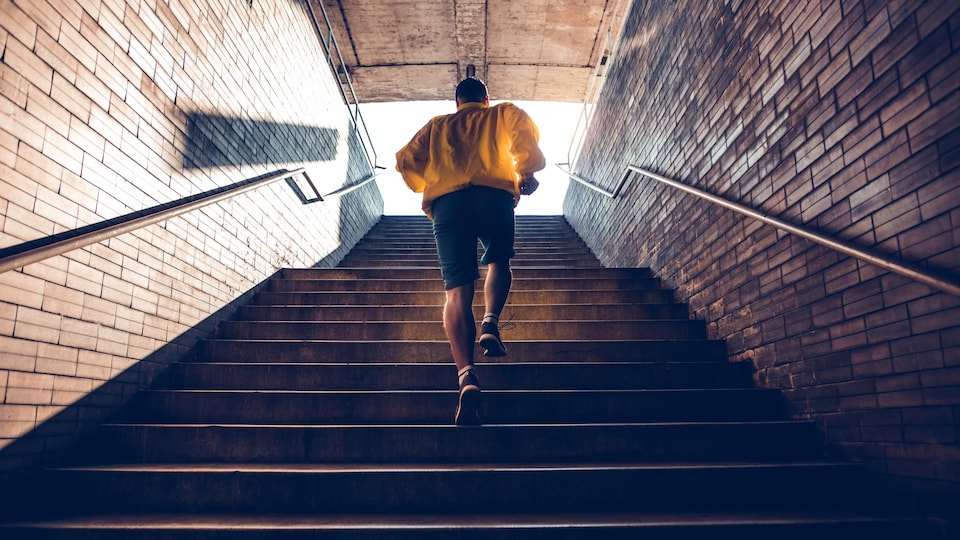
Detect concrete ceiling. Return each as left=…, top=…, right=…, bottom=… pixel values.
left=316, top=0, right=630, bottom=103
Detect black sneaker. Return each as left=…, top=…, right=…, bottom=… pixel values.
left=479, top=321, right=507, bottom=357
left=455, top=368, right=482, bottom=426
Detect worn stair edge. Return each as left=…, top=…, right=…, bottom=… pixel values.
left=235, top=303, right=692, bottom=322
left=265, top=277, right=664, bottom=292
left=163, top=361, right=756, bottom=390
left=196, top=339, right=730, bottom=363
left=86, top=421, right=826, bottom=464
left=281, top=268, right=655, bottom=279
left=251, top=289, right=677, bottom=305
left=0, top=512, right=941, bottom=540
left=33, top=462, right=877, bottom=514
left=213, top=320, right=708, bottom=341
left=120, top=388, right=789, bottom=424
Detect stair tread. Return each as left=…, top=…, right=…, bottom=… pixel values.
left=52, top=461, right=853, bottom=473
left=229, top=317, right=703, bottom=320
left=139, top=388, right=777, bottom=395
left=205, top=338, right=719, bottom=343
left=1, top=511, right=928, bottom=529
left=175, top=361, right=738, bottom=367
left=102, top=420, right=815, bottom=427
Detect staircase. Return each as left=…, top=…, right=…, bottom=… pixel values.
left=1, top=215, right=940, bottom=538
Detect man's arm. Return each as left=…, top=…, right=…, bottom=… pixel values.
left=505, top=105, right=546, bottom=194
left=395, top=124, right=432, bottom=193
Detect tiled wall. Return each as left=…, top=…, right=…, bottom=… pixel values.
left=0, top=0, right=383, bottom=472
left=565, top=0, right=959, bottom=518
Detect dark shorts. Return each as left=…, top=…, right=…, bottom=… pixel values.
left=431, top=185, right=516, bottom=290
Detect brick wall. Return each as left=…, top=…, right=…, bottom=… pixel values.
left=565, top=0, right=959, bottom=519
left=0, top=0, right=382, bottom=473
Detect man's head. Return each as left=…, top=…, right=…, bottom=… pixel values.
left=455, top=77, right=489, bottom=106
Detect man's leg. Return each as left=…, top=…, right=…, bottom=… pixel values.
left=478, top=260, right=511, bottom=357
left=477, top=186, right=516, bottom=357
left=484, top=260, right=512, bottom=317
left=432, top=189, right=484, bottom=425
left=445, top=282, right=482, bottom=425
left=444, top=282, right=476, bottom=372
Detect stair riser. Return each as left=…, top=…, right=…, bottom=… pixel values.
left=337, top=259, right=604, bottom=268
left=91, top=423, right=823, bottom=463
left=348, top=232, right=583, bottom=239
left=353, top=245, right=589, bottom=253
left=0, top=520, right=940, bottom=540
left=280, top=268, right=653, bottom=280
left=123, top=389, right=786, bottom=423
left=44, top=465, right=867, bottom=514
left=237, top=304, right=691, bottom=322
left=346, top=246, right=595, bottom=254
left=363, top=230, right=582, bottom=238
left=352, top=242, right=590, bottom=252
left=165, top=362, right=754, bottom=390
left=361, top=231, right=583, bottom=238
left=215, top=320, right=707, bottom=341
left=252, top=289, right=675, bottom=306
left=339, top=253, right=595, bottom=262
left=197, top=340, right=730, bottom=363
left=266, top=278, right=662, bottom=292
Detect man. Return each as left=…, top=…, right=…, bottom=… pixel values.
left=395, top=77, right=546, bottom=425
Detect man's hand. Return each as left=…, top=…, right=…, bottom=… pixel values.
left=519, top=175, right=539, bottom=196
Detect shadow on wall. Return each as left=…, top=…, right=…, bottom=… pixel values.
left=0, top=276, right=273, bottom=519
left=0, top=113, right=383, bottom=514
left=184, top=112, right=340, bottom=168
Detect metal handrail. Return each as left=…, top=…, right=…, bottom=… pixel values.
left=0, top=168, right=322, bottom=274
left=304, top=0, right=378, bottom=170
left=557, top=163, right=960, bottom=297
left=320, top=166, right=387, bottom=199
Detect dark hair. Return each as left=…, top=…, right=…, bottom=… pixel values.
left=455, top=77, right=488, bottom=104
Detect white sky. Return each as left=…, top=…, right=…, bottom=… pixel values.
left=359, top=101, right=583, bottom=216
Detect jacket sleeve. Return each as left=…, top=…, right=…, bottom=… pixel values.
left=395, top=123, right=432, bottom=193
left=506, top=105, right=547, bottom=177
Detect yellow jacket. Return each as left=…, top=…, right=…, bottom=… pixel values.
left=396, top=102, right=546, bottom=218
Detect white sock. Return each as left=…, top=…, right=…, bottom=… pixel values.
left=482, top=313, right=499, bottom=325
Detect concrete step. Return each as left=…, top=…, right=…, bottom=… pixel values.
left=352, top=245, right=586, bottom=254
left=351, top=244, right=593, bottom=252
left=357, top=236, right=588, bottom=246
left=251, top=289, right=676, bottom=306
left=364, top=221, right=580, bottom=230
left=0, top=512, right=940, bottom=540
left=337, top=258, right=604, bottom=268
left=90, top=422, right=824, bottom=463
left=197, top=339, right=729, bottom=363
left=351, top=243, right=590, bottom=254
left=266, top=277, right=663, bottom=292
left=214, top=320, right=707, bottom=341
left=121, top=388, right=786, bottom=424
left=237, top=303, right=691, bottom=321
left=280, top=267, right=653, bottom=280
left=352, top=239, right=591, bottom=249
left=163, top=362, right=755, bottom=391
left=36, top=462, right=872, bottom=514
left=363, top=224, right=581, bottom=232
left=345, top=246, right=595, bottom=256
